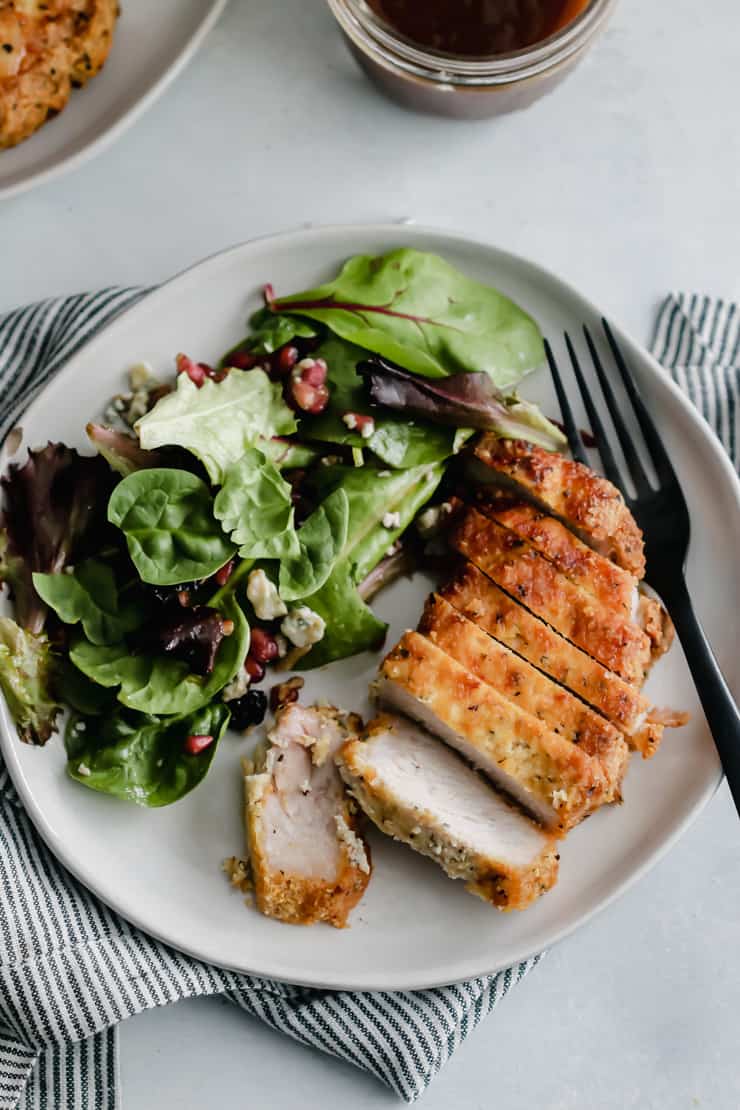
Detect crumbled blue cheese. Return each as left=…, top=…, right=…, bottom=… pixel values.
left=247, top=569, right=287, bottom=621
left=359, top=418, right=375, bottom=439
left=342, top=412, right=358, bottom=430
left=222, top=668, right=250, bottom=701
left=281, top=606, right=325, bottom=648
left=129, top=361, right=155, bottom=391
left=77, top=763, right=91, bottom=777
left=382, top=511, right=401, bottom=529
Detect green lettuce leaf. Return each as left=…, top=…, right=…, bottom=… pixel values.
left=135, top=369, right=296, bottom=483
left=295, top=563, right=387, bottom=670
left=268, top=248, right=544, bottom=389
left=33, top=560, right=145, bottom=645
left=108, top=468, right=236, bottom=587
left=65, top=701, right=230, bottom=806
left=214, top=448, right=300, bottom=560
left=69, top=594, right=248, bottom=716
left=278, top=487, right=350, bottom=601
left=0, top=618, right=61, bottom=745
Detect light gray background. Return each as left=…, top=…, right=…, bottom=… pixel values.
left=2, top=0, right=739, bottom=1106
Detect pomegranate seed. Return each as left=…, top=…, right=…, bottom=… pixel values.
left=343, top=411, right=375, bottom=438
left=250, top=627, right=279, bottom=663
left=184, top=733, right=214, bottom=756
left=290, top=378, right=329, bottom=414
left=296, top=357, right=328, bottom=388
left=229, top=349, right=258, bottom=370
left=277, top=345, right=299, bottom=373
left=245, top=656, right=265, bottom=684
left=214, top=559, right=235, bottom=587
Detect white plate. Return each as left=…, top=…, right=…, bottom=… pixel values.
left=0, top=0, right=227, bottom=201
left=1, top=225, right=736, bottom=991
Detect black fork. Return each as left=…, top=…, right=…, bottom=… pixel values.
left=546, top=321, right=740, bottom=819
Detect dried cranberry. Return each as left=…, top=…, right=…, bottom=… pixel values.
left=214, top=559, right=235, bottom=588
left=249, top=627, right=279, bottom=664
left=228, top=689, right=268, bottom=730
left=245, top=656, right=265, bottom=684
left=183, top=733, right=214, bottom=756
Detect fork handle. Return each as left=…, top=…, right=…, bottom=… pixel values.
left=661, top=573, right=740, bottom=818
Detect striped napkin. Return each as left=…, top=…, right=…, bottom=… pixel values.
left=0, top=289, right=736, bottom=1110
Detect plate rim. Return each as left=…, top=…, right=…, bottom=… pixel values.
left=0, top=222, right=733, bottom=990
left=0, top=0, right=228, bottom=202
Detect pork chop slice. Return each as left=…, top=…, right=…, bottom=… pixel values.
left=419, top=593, right=630, bottom=799
left=440, top=563, right=664, bottom=757
left=337, top=714, right=559, bottom=912
left=452, top=507, right=652, bottom=685
left=467, top=436, right=646, bottom=578
left=375, top=631, right=610, bottom=831
left=244, top=703, right=371, bottom=928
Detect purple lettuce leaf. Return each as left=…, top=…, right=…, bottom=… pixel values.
left=86, top=423, right=162, bottom=476
left=137, top=599, right=230, bottom=677
left=0, top=444, right=115, bottom=635
left=357, top=356, right=565, bottom=451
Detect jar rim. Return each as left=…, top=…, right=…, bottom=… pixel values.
left=327, top=0, right=617, bottom=86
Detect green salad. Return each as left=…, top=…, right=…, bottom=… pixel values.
left=0, top=248, right=563, bottom=807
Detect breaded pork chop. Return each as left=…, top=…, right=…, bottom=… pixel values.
left=338, top=715, right=559, bottom=912
left=245, top=703, right=371, bottom=928
left=376, top=631, right=610, bottom=831
left=0, top=0, right=118, bottom=148
left=452, top=507, right=652, bottom=685
left=419, top=593, right=629, bottom=799
left=468, top=436, right=646, bottom=578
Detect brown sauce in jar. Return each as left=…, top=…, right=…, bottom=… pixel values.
left=367, top=0, right=590, bottom=57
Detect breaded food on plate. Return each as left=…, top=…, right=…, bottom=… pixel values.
left=0, top=0, right=118, bottom=149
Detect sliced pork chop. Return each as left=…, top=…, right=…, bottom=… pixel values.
left=452, top=507, right=652, bottom=685
left=440, top=563, right=665, bottom=757
left=375, top=631, right=610, bottom=831
left=419, top=593, right=629, bottom=799
left=244, top=703, right=371, bottom=928
left=468, top=436, right=646, bottom=578
left=338, top=715, right=559, bottom=911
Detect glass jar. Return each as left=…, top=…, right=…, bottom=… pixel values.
left=326, top=0, right=618, bottom=119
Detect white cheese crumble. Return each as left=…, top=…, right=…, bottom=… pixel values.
left=129, top=361, right=155, bottom=390
left=359, top=418, right=375, bottom=439
left=335, top=816, right=370, bottom=874
left=222, top=668, right=250, bottom=702
left=378, top=470, right=391, bottom=478
left=77, top=763, right=91, bottom=777
left=274, top=633, right=289, bottom=659
left=382, top=511, right=401, bottom=529
left=246, top=568, right=287, bottom=621
left=281, top=606, right=325, bottom=648
left=342, top=412, right=357, bottom=430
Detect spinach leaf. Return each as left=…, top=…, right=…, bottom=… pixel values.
left=135, top=369, right=296, bottom=484
left=69, top=594, right=248, bottom=715
left=268, top=248, right=544, bottom=389
left=108, top=469, right=236, bottom=587
left=300, top=335, right=461, bottom=469
left=214, top=448, right=300, bottom=560
left=33, top=560, right=145, bottom=645
left=65, top=701, right=230, bottom=806
left=278, top=487, right=349, bottom=601
left=296, top=563, right=387, bottom=670
left=236, top=309, right=317, bottom=356
left=56, top=658, right=117, bottom=715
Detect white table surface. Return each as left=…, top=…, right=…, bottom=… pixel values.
left=2, top=0, right=740, bottom=1106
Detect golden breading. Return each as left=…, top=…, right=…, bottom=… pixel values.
left=376, top=631, right=611, bottom=832
left=469, top=436, right=646, bottom=578
left=473, top=491, right=637, bottom=617
left=0, top=1, right=118, bottom=149
left=419, top=593, right=629, bottom=799
left=440, top=562, right=656, bottom=742
left=338, top=715, right=559, bottom=912
left=452, top=507, right=652, bottom=685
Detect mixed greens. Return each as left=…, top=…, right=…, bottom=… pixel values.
left=0, top=247, right=563, bottom=807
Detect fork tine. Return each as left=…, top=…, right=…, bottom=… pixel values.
left=544, top=339, right=589, bottom=465
left=602, top=319, right=679, bottom=488
left=564, top=332, right=626, bottom=492
left=583, top=326, right=652, bottom=496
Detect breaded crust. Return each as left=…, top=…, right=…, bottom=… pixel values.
left=469, top=436, right=646, bottom=578
left=419, top=593, right=629, bottom=800
left=440, top=562, right=651, bottom=735
left=473, top=491, right=637, bottom=617
left=452, top=507, right=652, bottom=685
left=377, top=631, right=611, bottom=831
left=0, top=1, right=118, bottom=148
left=339, top=717, right=560, bottom=912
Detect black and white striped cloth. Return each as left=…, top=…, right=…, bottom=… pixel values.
left=0, top=289, right=736, bottom=1109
